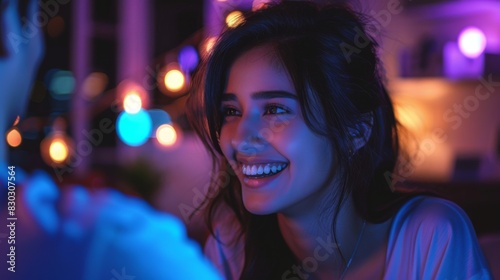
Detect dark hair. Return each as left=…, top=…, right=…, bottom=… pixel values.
left=0, top=0, right=31, bottom=57
left=188, top=1, right=413, bottom=278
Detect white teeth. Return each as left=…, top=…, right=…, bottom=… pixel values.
left=241, top=163, right=287, bottom=176
left=264, top=165, right=270, bottom=174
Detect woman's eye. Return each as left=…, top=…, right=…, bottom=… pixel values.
left=265, top=105, right=289, bottom=115
left=222, top=107, right=241, bottom=117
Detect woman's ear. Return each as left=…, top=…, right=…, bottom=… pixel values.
left=349, top=112, right=373, bottom=152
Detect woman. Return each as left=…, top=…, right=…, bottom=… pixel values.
left=188, top=1, right=492, bottom=279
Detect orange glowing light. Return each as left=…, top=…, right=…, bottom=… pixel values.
left=225, top=11, right=244, bottom=28
left=164, top=69, right=185, bottom=92
left=204, top=37, right=217, bottom=54
left=49, top=138, right=69, bottom=163
left=82, top=72, right=108, bottom=99
left=12, top=116, right=20, bottom=126
left=156, top=124, right=177, bottom=146
left=6, top=128, right=22, bottom=148
left=123, top=93, right=142, bottom=114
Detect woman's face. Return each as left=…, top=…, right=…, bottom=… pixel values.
left=219, top=46, right=334, bottom=216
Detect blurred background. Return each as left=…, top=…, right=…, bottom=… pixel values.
left=6, top=0, right=500, bottom=272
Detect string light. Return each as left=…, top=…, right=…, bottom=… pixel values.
left=123, top=93, right=142, bottom=114
left=164, top=69, right=185, bottom=92
left=49, top=138, right=69, bottom=163
left=204, top=37, right=217, bottom=55
left=225, top=10, right=244, bottom=28
left=156, top=124, right=177, bottom=147
left=117, top=109, right=152, bottom=147
left=6, top=128, right=22, bottom=148
left=82, top=72, right=108, bottom=100
left=117, top=80, right=150, bottom=111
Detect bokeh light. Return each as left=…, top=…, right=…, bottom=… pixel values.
left=117, top=109, right=152, bottom=147
left=47, top=69, right=75, bottom=99
left=117, top=80, right=150, bottom=110
left=6, top=128, right=22, bottom=148
left=123, top=93, right=142, bottom=114
left=12, top=116, right=20, bottom=126
left=252, top=0, right=271, bottom=11
left=47, top=16, right=65, bottom=38
left=156, top=124, right=177, bottom=147
left=226, top=10, right=245, bottom=28
left=40, top=132, right=73, bottom=165
left=203, top=37, right=217, bottom=55
left=164, top=69, right=185, bottom=92
left=49, top=138, right=69, bottom=163
left=82, top=72, right=108, bottom=100
left=393, top=103, right=425, bottom=132
left=178, top=45, right=199, bottom=72
left=148, top=109, right=172, bottom=133
left=458, top=27, right=487, bottom=59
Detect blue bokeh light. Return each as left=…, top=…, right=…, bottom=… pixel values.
left=117, top=109, right=152, bottom=146
left=46, top=69, right=76, bottom=99
left=178, top=45, right=199, bottom=72
left=148, top=109, right=172, bottom=136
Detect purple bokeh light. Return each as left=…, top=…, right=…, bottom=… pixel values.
left=178, top=45, right=199, bottom=72
left=458, top=27, right=487, bottom=59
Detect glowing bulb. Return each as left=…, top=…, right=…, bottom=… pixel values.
left=123, top=93, right=142, bottom=114
left=117, top=109, right=152, bottom=147
left=226, top=11, right=244, bottom=28
left=178, top=45, right=199, bottom=72
left=83, top=72, right=108, bottom=99
left=49, top=139, right=69, bottom=163
left=156, top=124, right=177, bottom=146
left=204, top=37, right=217, bottom=54
left=48, top=70, right=75, bottom=99
left=458, top=27, right=487, bottom=59
left=6, top=128, right=22, bottom=148
left=164, top=69, right=185, bottom=92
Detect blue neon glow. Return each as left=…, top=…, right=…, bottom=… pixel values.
left=47, top=69, right=75, bottom=99
left=178, top=45, right=199, bottom=72
left=117, top=109, right=152, bottom=146
left=148, top=109, right=172, bottom=136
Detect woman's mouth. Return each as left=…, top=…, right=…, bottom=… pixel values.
left=241, top=163, right=288, bottom=179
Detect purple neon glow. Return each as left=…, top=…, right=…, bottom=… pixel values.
left=458, top=27, right=487, bottom=59
left=178, top=45, right=199, bottom=72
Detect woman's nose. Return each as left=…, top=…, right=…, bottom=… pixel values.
left=231, top=115, right=267, bottom=155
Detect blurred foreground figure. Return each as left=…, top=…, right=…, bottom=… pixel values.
left=0, top=1, right=221, bottom=279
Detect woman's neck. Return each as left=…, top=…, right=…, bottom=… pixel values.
left=277, top=195, right=365, bottom=279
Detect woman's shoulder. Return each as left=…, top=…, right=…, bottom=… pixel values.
left=391, top=195, right=471, bottom=230
left=385, top=195, right=492, bottom=279
left=388, top=195, right=480, bottom=251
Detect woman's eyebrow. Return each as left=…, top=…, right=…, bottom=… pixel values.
left=222, top=90, right=298, bottom=101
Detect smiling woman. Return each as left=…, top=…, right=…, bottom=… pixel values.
left=220, top=45, right=334, bottom=216
left=188, top=1, right=492, bottom=280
